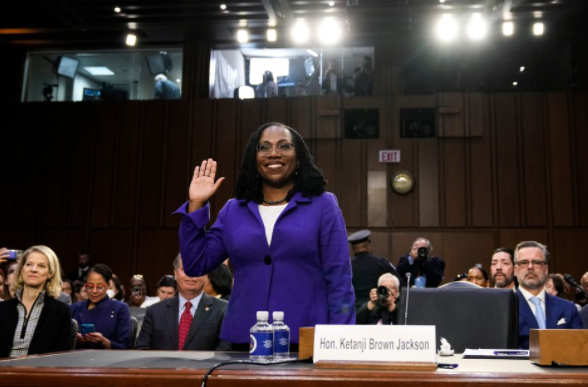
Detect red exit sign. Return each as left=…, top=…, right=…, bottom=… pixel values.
left=379, top=150, right=401, bottom=163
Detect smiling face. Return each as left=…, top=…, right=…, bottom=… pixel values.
left=86, top=271, right=108, bottom=305
left=256, top=126, right=298, bottom=190
left=22, top=252, right=52, bottom=289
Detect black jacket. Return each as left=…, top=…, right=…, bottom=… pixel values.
left=0, top=294, right=72, bottom=358
left=397, top=255, right=445, bottom=288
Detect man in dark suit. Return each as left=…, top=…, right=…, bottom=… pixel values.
left=135, top=254, right=229, bottom=350
left=349, top=230, right=402, bottom=310
left=397, top=237, right=445, bottom=288
left=514, top=241, right=583, bottom=349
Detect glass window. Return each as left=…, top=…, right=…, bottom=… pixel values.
left=23, top=49, right=183, bottom=102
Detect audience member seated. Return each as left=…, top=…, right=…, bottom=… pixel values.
left=62, top=279, right=73, bottom=299
left=467, top=266, right=489, bottom=288
left=3, top=260, right=19, bottom=299
left=204, top=264, right=233, bottom=301
left=135, top=254, right=229, bottom=350
left=255, top=71, right=278, bottom=98
left=490, top=247, right=517, bottom=290
left=544, top=273, right=565, bottom=298
left=66, top=253, right=91, bottom=283
left=141, top=275, right=178, bottom=307
left=107, top=273, right=124, bottom=301
left=575, top=271, right=588, bottom=309
left=397, top=237, right=445, bottom=288
left=356, top=273, right=400, bottom=325
left=514, top=241, right=583, bottom=349
left=71, top=264, right=132, bottom=350
left=0, top=245, right=72, bottom=358
left=127, top=274, right=148, bottom=307
left=453, top=272, right=468, bottom=282
left=72, top=280, right=88, bottom=303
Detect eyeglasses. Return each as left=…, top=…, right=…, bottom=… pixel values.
left=257, top=142, right=295, bottom=156
left=85, top=283, right=107, bottom=292
left=515, top=260, right=547, bottom=268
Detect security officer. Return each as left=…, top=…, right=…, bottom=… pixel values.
left=348, top=230, right=402, bottom=311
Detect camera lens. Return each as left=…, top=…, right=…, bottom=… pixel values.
left=417, top=247, right=428, bottom=259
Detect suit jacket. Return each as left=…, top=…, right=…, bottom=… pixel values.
left=397, top=255, right=445, bottom=288
left=135, top=294, right=230, bottom=350
left=517, top=289, right=583, bottom=349
left=175, top=191, right=355, bottom=344
left=0, top=294, right=72, bottom=358
left=581, top=304, right=588, bottom=329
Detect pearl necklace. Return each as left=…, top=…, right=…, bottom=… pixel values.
left=263, top=192, right=289, bottom=205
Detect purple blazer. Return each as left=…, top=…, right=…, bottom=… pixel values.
left=175, top=191, right=355, bottom=344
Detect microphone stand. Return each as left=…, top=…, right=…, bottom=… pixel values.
left=404, top=273, right=411, bottom=325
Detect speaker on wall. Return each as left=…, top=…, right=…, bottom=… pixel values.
left=400, top=108, right=436, bottom=138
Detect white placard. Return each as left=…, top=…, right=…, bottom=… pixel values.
left=379, top=150, right=401, bottom=163
left=313, top=325, right=436, bottom=363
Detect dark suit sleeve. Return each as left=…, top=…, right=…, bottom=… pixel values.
left=214, top=304, right=230, bottom=351
left=356, top=303, right=373, bottom=325
left=421, top=257, right=445, bottom=288
left=571, top=306, right=584, bottom=329
left=110, top=303, right=132, bottom=349
left=396, top=256, right=410, bottom=278
left=135, top=306, right=153, bottom=350
left=54, top=302, right=73, bottom=353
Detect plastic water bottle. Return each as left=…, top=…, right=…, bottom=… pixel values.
left=272, top=311, right=290, bottom=359
left=249, top=311, right=274, bottom=362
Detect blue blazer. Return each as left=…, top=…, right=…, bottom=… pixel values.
left=517, top=289, right=583, bottom=349
left=176, top=192, right=355, bottom=344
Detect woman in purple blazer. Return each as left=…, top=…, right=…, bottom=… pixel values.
left=176, top=122, right=355, bottom=348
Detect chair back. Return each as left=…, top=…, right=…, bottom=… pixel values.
left=130, top=316, right=139, bottom=348
left=70, top=319, right=79, bottom=350
left=397, top=287, right=518, bottom=352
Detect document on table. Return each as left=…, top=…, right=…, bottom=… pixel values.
left=462, top=349, right=529, bottom=360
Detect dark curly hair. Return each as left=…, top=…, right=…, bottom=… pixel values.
left=235, top=122, right=327, bottom=203
left=87, top=264, right=113, bottom=284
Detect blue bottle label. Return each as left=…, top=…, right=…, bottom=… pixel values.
left=250, top=332, right=273, bottom=356
left=274, top=330, right=289, bottom=354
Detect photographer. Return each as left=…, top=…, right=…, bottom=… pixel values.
left=127, top=274, right=147, bottom=307
left=397, top=237, right=445, bottom=288
left=356, top=274, right=400, bottom=325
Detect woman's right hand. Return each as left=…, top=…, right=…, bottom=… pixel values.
left=188, top=158, right=225, bottom=213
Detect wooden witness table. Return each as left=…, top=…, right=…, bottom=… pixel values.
left=0, top=350, right=587, bottom=387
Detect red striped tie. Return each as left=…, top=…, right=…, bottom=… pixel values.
left=178, top=301, right=193, bottom=350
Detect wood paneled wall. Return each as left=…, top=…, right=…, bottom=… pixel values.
left=1, top=92, right=587, bottom=293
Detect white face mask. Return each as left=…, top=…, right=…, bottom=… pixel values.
left=106, top=289, right=116, bottom=299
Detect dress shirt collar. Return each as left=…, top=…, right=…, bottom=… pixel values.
left=519, top=286, right=546, bottom=304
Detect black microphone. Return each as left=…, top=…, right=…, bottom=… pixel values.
left=564, top=274, right=588, bottom=297
left=404, top=273, right=411, bottom=325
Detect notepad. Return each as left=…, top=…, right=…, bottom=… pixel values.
left=462, top=349, right=529, bottom=360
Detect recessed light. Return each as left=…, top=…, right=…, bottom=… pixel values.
left=114, top=7, right=121, bottom=13
left=84, top=67, right=115, bottom=76
left=220, top=4, right=227, bottom=10
left=328, top=1, right=335, bottom=6
left=513, top=81, right=518, bottom=86
left=520, top=66, right=525, bottom=72
left=125, top=34, right=137, bottom=46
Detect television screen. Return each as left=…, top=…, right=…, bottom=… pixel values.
left=145, top=53, right=173, bottom=75
left=82, top=88, right=101, bottom=101
left=57, top=56, right=80, bottom=78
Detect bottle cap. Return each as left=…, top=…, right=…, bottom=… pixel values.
left=272, top=311, right=284, bottom=320
left=257, top=311, right=269, bottom=320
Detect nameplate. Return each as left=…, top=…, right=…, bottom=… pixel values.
left=313, top=325, right=436, bottom=363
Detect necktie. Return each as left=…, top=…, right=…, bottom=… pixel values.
left=530, top=296, right=546, bottom=329
left=178, top=301, right=193, bottom=350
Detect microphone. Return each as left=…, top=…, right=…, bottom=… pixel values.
left=404, top=273, right=411, bottom=325
left=563, top=274, right=588, bottom=298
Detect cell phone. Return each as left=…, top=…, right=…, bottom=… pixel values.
left=132, top=286, right=143, bottom=295
left=80, top=324, right=96, bottom=335
left=7, top=250, right=23, bottom=260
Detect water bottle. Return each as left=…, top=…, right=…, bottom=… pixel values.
left=249, top=311, right=274, bottom=362
left=272, top=311, right=290, bottom=359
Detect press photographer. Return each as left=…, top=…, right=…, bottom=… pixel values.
left=397, top=237, right=446, bottom=288
left=356, top=273, right=400, bottom=325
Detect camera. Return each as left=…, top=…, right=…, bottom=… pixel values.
left=416, top=246, right=429, bottom=261
left=376, top=286, right=391, bottom=308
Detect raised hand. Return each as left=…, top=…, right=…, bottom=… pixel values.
left=0, top=248, right=9, bottom=264
left=188, top=158, right=225, bottom=213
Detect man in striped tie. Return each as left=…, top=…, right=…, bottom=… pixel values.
left=514, top=241, right=583, bottom=349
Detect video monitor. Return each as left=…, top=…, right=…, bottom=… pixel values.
left=57, top=56, right=80, bottom=78
left=82, top=88, right=101, bottom=101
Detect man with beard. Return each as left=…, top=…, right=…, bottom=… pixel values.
left=490, top=248, right=517, bottom=290
left=514, top=241, right=582, bottom=349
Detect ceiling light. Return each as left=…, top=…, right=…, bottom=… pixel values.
left=220, top=4, right=227, bottom=10
left=306, top=48, right=319, bottom=57
left=267, top=28, right=277, bottom=42
left=467, top=13, right=487, bottom=40
left=513, top=81, right=518, bottom=86
left=439, top=0, right=445, bottom=3
left=318, top=17, right=342, bottom=45
left=84, top=67, right=115, bottom=76
left=237, top=29, right=249, bottom=43
left=328, top=1, right=335, bottom=6
left=114, top=7, right=121, bottom=13
left=436, top=14, right=458, bottom=42
left=125, top=34, right=137, bottom=46
left=502, top=22, right=514, bottom=36
left=520, top=66, right=525, bottom=72
left=176, top=79, right=181, bottom=83
left=533, top=22, right=544, bottom=36
left=291, top=19, right=310, bottom=44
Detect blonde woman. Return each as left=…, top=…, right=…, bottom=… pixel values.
left=0, top=246, right=72, bottom=358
